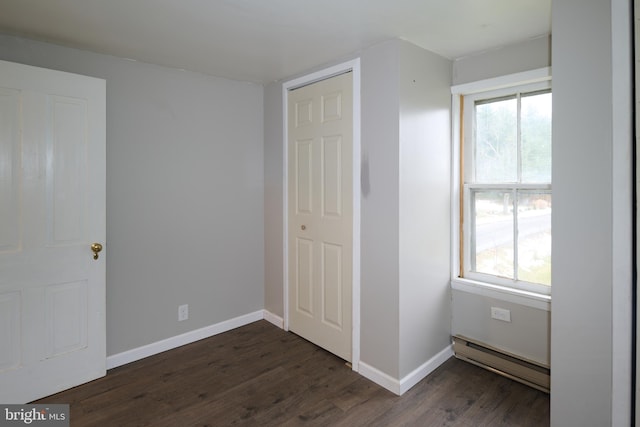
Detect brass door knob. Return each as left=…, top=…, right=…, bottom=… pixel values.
left=91, top=243, right=103, bottom=260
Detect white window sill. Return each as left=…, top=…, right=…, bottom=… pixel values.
left=451, top=278, right=551, bottom=311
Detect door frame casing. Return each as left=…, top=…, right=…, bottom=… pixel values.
left=282, top=59, right=361, bottom=371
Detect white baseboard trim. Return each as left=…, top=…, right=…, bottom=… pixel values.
left=358, top=362, right=402, bottom=395
left=263, top=310, right=284, bottom=329
left=106, top=310, right=264, bottom=369
left=399, top=344, right=454, bottom=395
left=358, top=344, right=454, bottom=396
left=106, top=308, right=450, bottom=394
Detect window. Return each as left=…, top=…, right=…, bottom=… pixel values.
left=457, top=77, right=552, bottom=294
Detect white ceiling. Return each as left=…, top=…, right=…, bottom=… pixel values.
left=0, top=0, right=551, bottom=84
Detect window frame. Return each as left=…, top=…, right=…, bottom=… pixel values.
left=451, top=68, right=552, bottom=297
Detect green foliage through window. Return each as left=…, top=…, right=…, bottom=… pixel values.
left=466, top=88, right=552, bottom=288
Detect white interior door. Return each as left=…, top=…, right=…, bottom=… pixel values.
left=0, top=60, right=106, bottom=403
left=288, top=72, right=353, bottom=362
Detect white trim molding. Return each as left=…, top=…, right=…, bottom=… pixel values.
left=450, top=67, right=554, bottom=302
left=358, top=362, right=403, bottom=395
left=451, top=67, right=552, bottom=95
left=451, top=278, right=551, bottom=311
left=282, top=58, right=362, bottom=372
left=263, top=310, right=284, bottom=329
left=106, top=311, right=264, bottom=369
left=359, top=345, right=454, bottom=395
left=399, top=345, right=454, bottom=395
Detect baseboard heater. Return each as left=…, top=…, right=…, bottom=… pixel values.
left=453, top=335, right=550, bottom=393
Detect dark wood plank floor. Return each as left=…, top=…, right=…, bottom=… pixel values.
left=35, top=320, right=549, bottom=426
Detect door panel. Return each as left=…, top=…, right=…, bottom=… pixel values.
left=49, top=96, right=88, bottom=244
left=321, top=242, right=343, bottom=329
left=0, top=292, right=20, bottom=372
left=295, top=237, right=314, bottom=316
left=322, top=136, right=342, bottom=217
left=0, top=88, right=20, bottom=252
left=295, top=139, right=314, bottom=215
left=0, top=60, right=106, bottom=403
left=288, top=72, right=353, bottom=361
left=45, top=281, right=88, bottom=358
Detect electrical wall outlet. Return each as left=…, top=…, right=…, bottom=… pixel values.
left=178, top=304, right=189, bottom=321
left=491, top=306, right=511, bottom=322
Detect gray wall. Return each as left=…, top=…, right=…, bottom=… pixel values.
left=452, top=291, right=550, bottom=364
left=551, top=0, right=633, bottom=425
left=6, top=8, right=633, bottom=420
left=450, top=38, right=552, bottom=366
left=452, top=35, right=551, bottom=85
left=359, top=40, right=402, bottom=377
left=263, top=82, right=284, bottom=317
left=263, top=39, right=405, bottom=377
left=398, top=41, right=452, bottom=377
left=264, top=39, right=453, bottom=381
left=0, top=34, right=265, bottom=356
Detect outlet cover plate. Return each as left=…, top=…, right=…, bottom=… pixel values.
left=491, top=306, right=511, bottom=322
left=178, top=304, right=189, bottom=321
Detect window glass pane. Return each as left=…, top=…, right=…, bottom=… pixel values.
left=521, top=91, right=552, bottom=183
left=472, top=191, right=514, bottom=279
left=517, top=192, right=552, bottom=285
left=475, top=97, right=517, bottom=183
